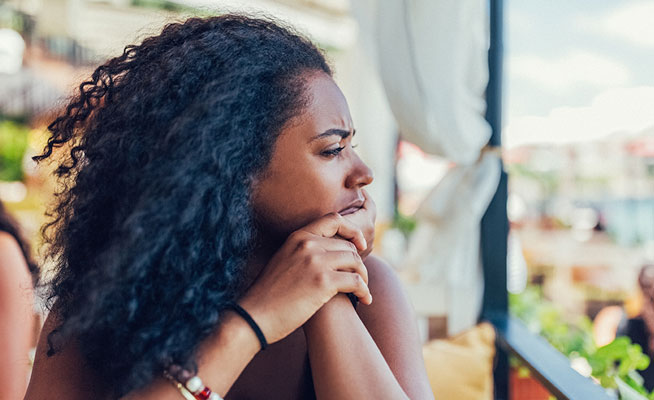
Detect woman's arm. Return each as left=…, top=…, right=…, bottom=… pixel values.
left=125, top=311, right=262, bottom=399
left=0, top=232, right=35, bottom=400
left=27, top=214, right=372, bottom=400
left=304, top=255, right=434, bottom=400
left=25, top=308, right=261, bottom=400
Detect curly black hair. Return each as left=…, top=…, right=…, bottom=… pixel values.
left=33, top=14, right=331, bottom=397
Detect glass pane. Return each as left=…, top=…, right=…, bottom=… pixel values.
left=506, top=1, right=654, bottom=397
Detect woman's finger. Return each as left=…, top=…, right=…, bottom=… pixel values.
left=309, top=236, right=360, bottom=254
left=331, top=271, right=373, bottom=305
left=319, top=250, right=368, bottom=284
left=300, top=213, right=366, bottom=251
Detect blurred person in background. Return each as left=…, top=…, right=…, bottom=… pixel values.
left=24, top=14, right=433, bottom=400
left=0, top=200, right=39, bottom=399
left=616, top=264, right=654, bottom=391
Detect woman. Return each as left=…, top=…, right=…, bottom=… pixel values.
left=0, top=201, right=38, bottom=399
left=616, top=265, right=654, bottom=391
left=25, top=15, right=433, bottom=400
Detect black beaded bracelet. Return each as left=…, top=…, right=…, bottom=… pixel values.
left=225, top=302, right=268, bottom=351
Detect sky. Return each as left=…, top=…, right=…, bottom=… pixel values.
left=504, top=0, right=654, bottom=148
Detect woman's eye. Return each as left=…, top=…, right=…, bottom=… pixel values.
left=321, top=146, right=345, bottom=157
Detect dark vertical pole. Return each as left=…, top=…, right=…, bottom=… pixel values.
left=480, top=0, right=509, bottom=399
left=485, top=0, right=504, bottom=148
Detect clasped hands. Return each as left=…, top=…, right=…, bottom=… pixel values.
left=239, top=190, right=376, bottom=345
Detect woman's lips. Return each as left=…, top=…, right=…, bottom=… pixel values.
left=339, top=198, right=365, bottom=215
left=339, top=206, right=363, bottom=216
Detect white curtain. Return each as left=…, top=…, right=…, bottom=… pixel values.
left=353, top=0, right=501, bottom=335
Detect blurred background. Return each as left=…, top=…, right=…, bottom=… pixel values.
left=0, top=0, right=653, bottom=398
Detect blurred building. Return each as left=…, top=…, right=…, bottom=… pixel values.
left=507, top=127, right=654, bottom=246
left=505, top=127, right=654, bottom=317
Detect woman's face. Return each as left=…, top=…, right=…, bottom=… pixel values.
left=251, top=72, right=373, bottom=239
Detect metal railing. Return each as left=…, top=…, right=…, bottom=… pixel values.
left=487, top=312, right=614, bottom=400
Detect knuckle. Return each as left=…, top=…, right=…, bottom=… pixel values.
left=289, top=230, right=306, bottom=244
left=351, top=250, right=361, bottom=264
left=297, top=239, right=311, bottom=251
left=295, top=237, right=316, bottom=252
left=313, top=271, right=330, bottom=289
left=303, top=252, right=318, bottom=265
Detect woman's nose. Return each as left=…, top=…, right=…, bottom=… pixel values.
left=345, top=155, right=374, bottom=189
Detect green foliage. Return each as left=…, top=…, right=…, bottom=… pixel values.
left=0, top=119, right=30, bottom=181
left=590, top=338, right=649, bottom=383
left=392, top=212, right=417, bottom=238
left=512, top=286, right=595, bottom=357
left=0, top=4, right=29, bottom=33
left=507, top=163, right=560, bottom=195
left=131, top=0, right=196, bottom=13
left=511, top=286, right=653, bottom=399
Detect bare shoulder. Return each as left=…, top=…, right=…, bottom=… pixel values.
left=0, top=230, right=26, bottom=264
left=0, top=231, right=31, bottom=295
left=0, top=230, right=17, bottom=245
left=25, top=308, right=110, bottom=400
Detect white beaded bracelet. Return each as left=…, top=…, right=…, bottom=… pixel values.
left=164, top=369, right=223, bottom=400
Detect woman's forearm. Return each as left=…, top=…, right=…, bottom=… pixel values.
left=0, top=233, right=34, bottom=400
left=304, top=294, right=410, bottom=400
left=124, top=311, right=260, bottom=399
left=0, top=302, right=34, bottom=399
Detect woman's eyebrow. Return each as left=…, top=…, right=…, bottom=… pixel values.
left=311, top=128, right=356, bottom=142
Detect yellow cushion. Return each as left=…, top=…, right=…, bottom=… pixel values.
left=422, top=322, right=495, bottom=400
